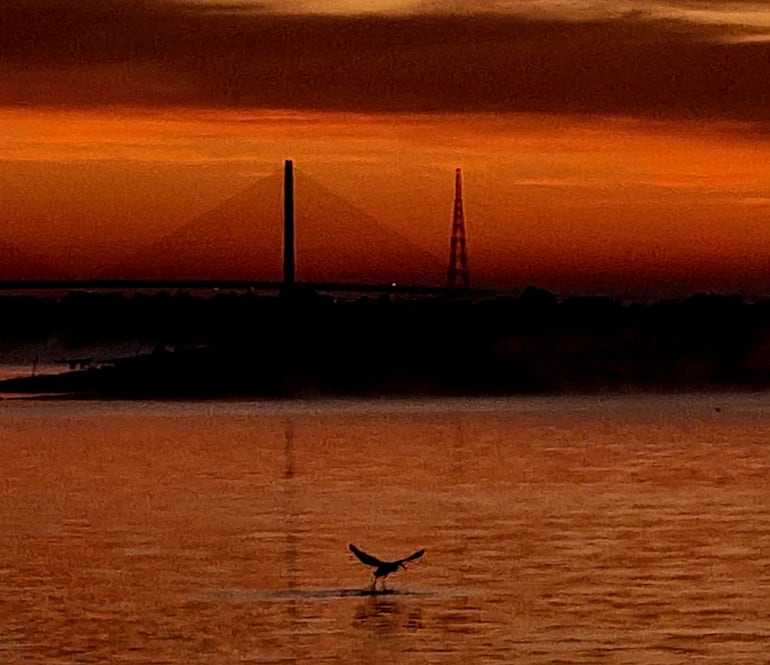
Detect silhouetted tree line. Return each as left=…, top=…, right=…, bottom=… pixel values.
left=2, top=287, right=770, bottom=397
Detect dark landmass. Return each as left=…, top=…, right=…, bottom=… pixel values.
left=1, top=287, right=769, bottom=398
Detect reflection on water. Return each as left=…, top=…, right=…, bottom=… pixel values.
left=1, top=394, right=770, bottom=663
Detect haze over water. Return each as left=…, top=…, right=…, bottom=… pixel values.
left=2, top=395, right=769, bottom=663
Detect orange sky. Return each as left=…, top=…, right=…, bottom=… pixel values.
left=2, top=1, right=770, bottom=297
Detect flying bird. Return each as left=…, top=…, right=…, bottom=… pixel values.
left=349, top=543, right=425, bottom=590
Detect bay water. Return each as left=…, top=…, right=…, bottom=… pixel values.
left=1, top=394, right=769, bottom=663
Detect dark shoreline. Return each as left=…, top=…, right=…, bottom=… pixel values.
left=2, top=287, right=769, bottom=398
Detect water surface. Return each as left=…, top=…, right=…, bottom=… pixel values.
left=1, top=395, right=769, bottom=663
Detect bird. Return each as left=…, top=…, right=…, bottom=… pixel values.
left=349, top=543, right=425, bottom=591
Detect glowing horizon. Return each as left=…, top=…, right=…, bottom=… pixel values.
left=2, top=1, right=770, bottom=296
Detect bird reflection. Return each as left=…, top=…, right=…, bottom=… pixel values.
left=353, top=595, right=424, bottom=637
left=354, top=596, right=400, bottom=632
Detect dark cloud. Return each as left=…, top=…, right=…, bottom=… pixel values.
left=2, top=0, right=769, bottom=121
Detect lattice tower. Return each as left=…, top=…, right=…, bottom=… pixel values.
left=447, top=168, right=470, bottom=289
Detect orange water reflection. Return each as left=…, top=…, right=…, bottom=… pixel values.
left=1, top=396, right=769, bottom=662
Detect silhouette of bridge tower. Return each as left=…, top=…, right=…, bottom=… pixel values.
left=447, top=168, right=470, bottom=289
left=283, top=159, right=295, bottom=287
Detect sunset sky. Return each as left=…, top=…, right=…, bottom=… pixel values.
left=3, top=0, right=770, bottom=297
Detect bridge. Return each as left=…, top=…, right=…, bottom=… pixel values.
left=0, top=278, right=465, bottom=296
left=0, top=161, right=482, bottom=297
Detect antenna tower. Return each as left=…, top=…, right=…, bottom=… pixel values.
left=447, top=168, right=470, bottom=289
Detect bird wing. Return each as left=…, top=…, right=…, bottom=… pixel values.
left=398, top=549, right=425, bottom=564
left=349, top=544, right=385, bottom=567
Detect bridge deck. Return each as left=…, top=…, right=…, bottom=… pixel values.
left=0, top=279, right=481, bottom=296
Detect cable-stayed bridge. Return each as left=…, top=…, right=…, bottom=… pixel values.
left=0, top=278, right=458, bottom=296
left=0, top=162, right=480, bottom=296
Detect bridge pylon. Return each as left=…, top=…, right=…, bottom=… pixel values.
left=447, top=168, right=470, bottom=289
left=283, top=159, right=296, bottom=287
